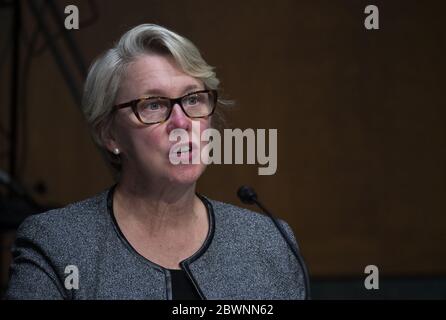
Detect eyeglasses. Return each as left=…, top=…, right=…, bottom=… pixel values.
left=114, top=89, right=218, bottom=125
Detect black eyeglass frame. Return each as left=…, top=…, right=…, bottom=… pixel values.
left=113, top=89, right=218, bottom=125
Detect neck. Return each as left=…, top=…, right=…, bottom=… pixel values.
left=113, top=172, right=201, bottom=234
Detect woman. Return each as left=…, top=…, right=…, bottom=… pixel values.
left=6, top=24, right=307, bottom=300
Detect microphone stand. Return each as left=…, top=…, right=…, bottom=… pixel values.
left=237, top=186, right=311, bottom=300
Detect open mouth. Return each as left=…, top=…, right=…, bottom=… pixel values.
left=176, top=144, right=192, bottom=156
left=169, top=142, right=195, bottom=158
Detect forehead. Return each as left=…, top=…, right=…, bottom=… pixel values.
left=119, top=54, right=202, bottom=99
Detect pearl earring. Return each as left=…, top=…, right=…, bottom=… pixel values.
left=113, top=148, right=120, bottom=155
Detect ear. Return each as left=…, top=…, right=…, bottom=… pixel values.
left=101, top=124, right=120, bottom=154
left=104, top=138, right=119, bottom=154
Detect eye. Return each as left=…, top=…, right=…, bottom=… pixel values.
left=147, top=102, right=161, bottom=111
left=139, top=99, right=165, bottom=111
left=185, top=94, right=200, bottom=105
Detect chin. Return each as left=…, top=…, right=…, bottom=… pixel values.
left=166, top=163, right=206, bottom=186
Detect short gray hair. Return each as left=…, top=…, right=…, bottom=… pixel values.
left=82, top=24, right=225, bottom=174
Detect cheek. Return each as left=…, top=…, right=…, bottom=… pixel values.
left=117, top=125, right=164, bottom=157
left=199, top=118, right=211, bottom=134
left=190, top=119, right=210, bottom=140
left=136, top=129, right=165, bottom=153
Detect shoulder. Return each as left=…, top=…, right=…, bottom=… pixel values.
left=15, top=189, right=111, bottom=249
left=7, top=189, right=112, bottom=299
left=204, top=197, right=298, bottom=247
left=206, top=197, right=270, bottom=227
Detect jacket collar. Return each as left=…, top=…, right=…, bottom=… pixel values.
left=105, top=185, right=215, bottom=271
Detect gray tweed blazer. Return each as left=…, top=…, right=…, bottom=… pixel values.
left=5, top=186, right=306, bottom=300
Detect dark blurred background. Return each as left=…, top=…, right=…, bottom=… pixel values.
left=0, top=0, right=445, bottom=299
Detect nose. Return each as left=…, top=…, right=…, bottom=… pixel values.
left=166, top=103, right=191, bottom=133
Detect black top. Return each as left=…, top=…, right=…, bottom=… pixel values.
left=169, top=268, right=201, bottom=300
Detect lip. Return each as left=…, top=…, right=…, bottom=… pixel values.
left=168, top=142, right=200, bottom=159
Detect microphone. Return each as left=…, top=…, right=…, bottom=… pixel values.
left=237, top=185, right=258, bottom=204
left=237, top=185, right=311, bottom=300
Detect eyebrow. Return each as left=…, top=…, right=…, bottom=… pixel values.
left=142, top=84, right=203, bottom=98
